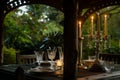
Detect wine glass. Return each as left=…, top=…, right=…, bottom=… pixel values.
left=47, top=47, right=56, bottom=70
left=34, top=51, right=44, bottom=66
left=47, top=47, right=56, bottom=61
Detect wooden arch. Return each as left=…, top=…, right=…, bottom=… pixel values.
left=81, top=0, right=120, bottom=23
left=1, top=0, right=63, bottom=16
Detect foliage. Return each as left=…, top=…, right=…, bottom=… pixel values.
left=43, top=21, right=63, bottom=35
left=4, top=12, right=35, bottom=50
left=39, top=32, right=63, bottom=51
left=4, top=4, right=64, bottom=51
left=106, top=47, right=120, bottom=54
left=3, top=46, right=16, bottom=64
left=108, top=13, right=120, bottom=39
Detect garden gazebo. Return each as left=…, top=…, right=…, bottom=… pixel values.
left=0, top=0, right=120, bottom=80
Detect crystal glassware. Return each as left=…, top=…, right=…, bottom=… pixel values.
left=34, top=51, right=44, bottom=65
left=47, top=47, right=56, bottom=70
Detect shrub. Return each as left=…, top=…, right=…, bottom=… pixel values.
left=3, top=46, right=16, bottom=64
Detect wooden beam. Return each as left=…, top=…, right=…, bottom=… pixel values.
left=0, top=12, right=4, bottom=65
left=63, top=0, right=78, bottom=80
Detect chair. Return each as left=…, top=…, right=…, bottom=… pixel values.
left=16, top=54, right=36, bottom=64
left=15, top=66, right=26, bottom=80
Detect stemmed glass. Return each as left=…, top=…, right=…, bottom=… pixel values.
left=47, top=47, right=56, bottom=70
left=34, top=51, right=44, bottom=66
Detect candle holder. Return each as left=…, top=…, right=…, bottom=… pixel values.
left=89, top=36, right=108, bottom=72
left=88, top=12, right=110, bottom=72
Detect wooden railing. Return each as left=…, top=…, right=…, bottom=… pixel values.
left=99, top=53, right=120, bottom=64
left=16, top=54, right=36, bottom=64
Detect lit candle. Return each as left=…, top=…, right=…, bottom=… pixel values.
left=90, top=16, right=94, bottom=37
left=56, top=60, right=63, bottom=67
left=79, top=21, right=82, bottom=38
left=78, top=21, right=83, bottom=63
left=104, top=14, right=107, bottom=37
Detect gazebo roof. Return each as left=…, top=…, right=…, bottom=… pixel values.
left=0, top=0, right=104, bottom=9
left=1, top=0, right=119, bottom=21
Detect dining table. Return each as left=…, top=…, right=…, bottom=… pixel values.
left=0, top=62, right=63, bottom=80
left=1, top=60, right=120, bottom=80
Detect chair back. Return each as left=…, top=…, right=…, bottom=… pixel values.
left=99, top=53, right=120, bottom=64
left=17, top=54, right=36, bottom=64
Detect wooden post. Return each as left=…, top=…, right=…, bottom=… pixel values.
left=63, top=0, right=78, bottom=80
left=0, top=11, right=4, bottom=65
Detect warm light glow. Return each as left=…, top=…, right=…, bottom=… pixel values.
left=78, top=21, right=82, bottom=26
left=91, top=16, right=94, bottom=20
left=104, top=14, right=107, bottom=18
left=56, top=60, right=63, bottom=67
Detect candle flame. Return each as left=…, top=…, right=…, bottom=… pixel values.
left=79, top=21, right=82, bottom=25
left=91, top=16, right=94, bottom=20
left=78, top=20, right=82, bottom=38
left=104, top=14, right=107, bottom=18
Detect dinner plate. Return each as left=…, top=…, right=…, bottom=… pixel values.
left=28, top=67, right=55, bottom=73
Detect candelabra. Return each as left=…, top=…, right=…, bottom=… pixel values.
left=78, top=12, right=111, bottom=71
left=88, top=12, right=110, bottom=72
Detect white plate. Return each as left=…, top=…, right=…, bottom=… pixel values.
left=28, top=67, right=54, bottom=73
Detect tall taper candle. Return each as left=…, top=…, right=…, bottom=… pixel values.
left=79, top=21, right=82, bottom=38
left=90, top=16, right=94, bottom=38
left=78, top=21, right=83, bottom=62
left=104, top=14, right=107, bottom=37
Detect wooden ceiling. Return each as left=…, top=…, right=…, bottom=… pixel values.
left=0, top=0, right=118, bottom=13
left=0, top=0, right=120, bottom=21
